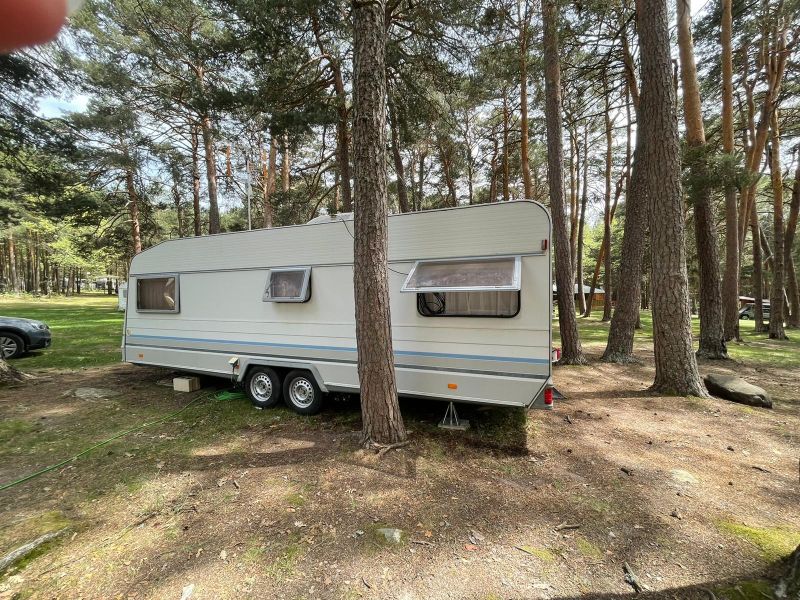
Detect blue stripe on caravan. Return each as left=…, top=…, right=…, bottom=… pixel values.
left=128, top=333, right=550, bottom=365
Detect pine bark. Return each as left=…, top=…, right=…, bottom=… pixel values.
left=502, top=88, right=510, bottom=202
left=677, top=0, right=727, bottom=358
left=261, top=141, right=275, bottom=228
left=388, top=101, right=410, bottom=213
left=768, top=109, right=787, bottom=339
left=602, top=80, right=613, bottom=322
left=125, top=168, right=143, bottom=255
left=720, top=0, right=740, bottom=341
left=282, top=133, right=291, bottom=192
left=518, top=1, right=533, bottom=199
left=603, top=24, right=647, bottom=363
left=575, top=132, right=588, bottom=315
left=542, top=0, right=585, bottom=365
left=751, top=200, right=767, bottom=333
left=786, top=160, right=800, bottom=328
left=191, top=123, right=202, bottom=236
left=638, top=0, right=706, bottom=396
left=352, top=0, right=406, bottom=446
left=201, top=115, right=221, bottom=234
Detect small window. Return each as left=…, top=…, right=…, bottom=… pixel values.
left=417, top=291, right=520, bottom=318
left=401, top=256, right=521, bottom=293
left=137, top=276, right=179, bottom=312
left=263, top=267, right=311, bottom=302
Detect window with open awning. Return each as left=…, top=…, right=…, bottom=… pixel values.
left=401, top=257, right=521, bottom=318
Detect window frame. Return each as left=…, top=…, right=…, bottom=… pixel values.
left=401, top=255, right=522, bottom=293
left=135, top=274, right=180, bottom=314
left=263, top=266, right=312, bottom=303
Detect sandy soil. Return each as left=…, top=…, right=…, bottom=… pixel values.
left=0, top=351, right=798, bottom=600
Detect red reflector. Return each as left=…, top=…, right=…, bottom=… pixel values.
left=544, top=388, right=553, bottom=405
left=542, top=239, right=549, bottom=251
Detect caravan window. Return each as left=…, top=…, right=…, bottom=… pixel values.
left=136, top=276, right=179, bottom=312
left=402, top=256, right=521, bottom=318
left=263, top=267, right=311, bottom=302
left=417, top=291, right=520, bottom=317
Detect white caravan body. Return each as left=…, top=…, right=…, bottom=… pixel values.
left=122, top=201, right=553, bottom=409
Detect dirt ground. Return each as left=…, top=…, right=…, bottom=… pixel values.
left=1, top=351, right=799, bottom=600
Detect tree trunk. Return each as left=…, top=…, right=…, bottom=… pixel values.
left=603, top=24, right=648, bottom=363
left=768, top=109, right=787, bottom=339
left=282, top=132, right=290, bottom=193
left=638, top=0, right=706, bottom=396
left=261, top=141, right=275, bottom=228
left=388, top=100, right=409, bottom=213
left=8, top=233, right=17, bottom=293
left=502, top=88, right=510, bottom=202
left=785, top=159, right=800, bottom=328
left=543, top=0, right=585, bottom=365
left=191, top=123, right=202, bottom=236
left=352, top=0, right=406, bottom=446
left=170, top=162, right=184, bottom=238
left=569, top=123, right=578, bottom=283
left=311, top=14, right=352, bottom=213
left=677, top=0, right=727, bottom=359
left=201, top=115, right=220, bottom=234
left=751, top=200, right=767, bottom=333
left=125, top=168, right=143, bottom=255
left=0, top=358, right=25, bottom=384
left=417, top=150, right=426, bottom=210
left=575, top=137, right=588, bottom=315
left=602, top=78, right=613, bottom=322
left=720, top=0, right=740, bottom=341
left=518, top=1, right=533, bottom=199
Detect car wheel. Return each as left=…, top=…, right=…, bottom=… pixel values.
left=740, top=314, right=750, bottom=320
left=244, top=367, right=282, bottom=409
left=0, top=333, right=24, bottom=359
left=283, top=370, right=323, bottom=415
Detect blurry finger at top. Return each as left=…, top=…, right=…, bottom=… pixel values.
left=0, top=0, right=79, bottom=53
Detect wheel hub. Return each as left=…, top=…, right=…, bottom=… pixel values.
left=0, top=337, right=18, bottom=358
left=251, top=374, right=273, bottom=401
left=290, top=379, right=314, bottom=407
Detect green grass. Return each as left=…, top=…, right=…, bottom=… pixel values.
left=716, top=521, right=800, bottom=562
left=557, top=310, right=800, bottom=369
left=0, top=293, right=124, bottom=370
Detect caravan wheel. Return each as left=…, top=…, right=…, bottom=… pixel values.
left=245, top=367, right=282, bottom=409
left=283, top=370, right=323, bottom=415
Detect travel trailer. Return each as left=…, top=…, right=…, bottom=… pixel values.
left=122, top=201, right=554, bottom=416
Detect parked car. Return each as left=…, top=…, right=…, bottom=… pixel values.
left=0, top=316, right=52, bottom=359
left=739, top=303, right=770, bottom=320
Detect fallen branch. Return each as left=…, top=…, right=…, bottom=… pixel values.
left=554, top=522, right=581, bottom=532
left=624, top=561, right=644, bottom=593
left=0, top=528, right=68, bottom=575
left=410, top=539, right=435, bottom=546
left=752, top=465, right=772, bottom=473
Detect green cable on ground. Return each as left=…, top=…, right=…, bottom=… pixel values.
left=0, top=388, right=236, bottom=493
left=214, top=389, right=245, bottom=401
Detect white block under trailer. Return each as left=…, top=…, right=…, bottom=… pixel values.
left=122, top=201, right=554, bottom=416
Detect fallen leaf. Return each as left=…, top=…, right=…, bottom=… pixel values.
left=464, top=544, right=479, bottom=551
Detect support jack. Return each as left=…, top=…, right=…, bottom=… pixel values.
left=438, top=401, right=470, bottom=431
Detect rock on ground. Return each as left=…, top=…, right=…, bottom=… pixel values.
left=703, top=374, right=772, bottom=408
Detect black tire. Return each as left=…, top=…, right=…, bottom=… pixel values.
left=0, top=332, right=25, bottom=359
left=244, top=367, right=282, bottom=409
left=282, top=370, right=324, bottom=415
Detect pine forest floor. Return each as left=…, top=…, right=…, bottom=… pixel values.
left=1, top=294, right=799, bottom=599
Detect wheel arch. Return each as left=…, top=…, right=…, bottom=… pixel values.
left=237, top=357, right=328, bottom=393
left=0, top=328, right=29, bottom=347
